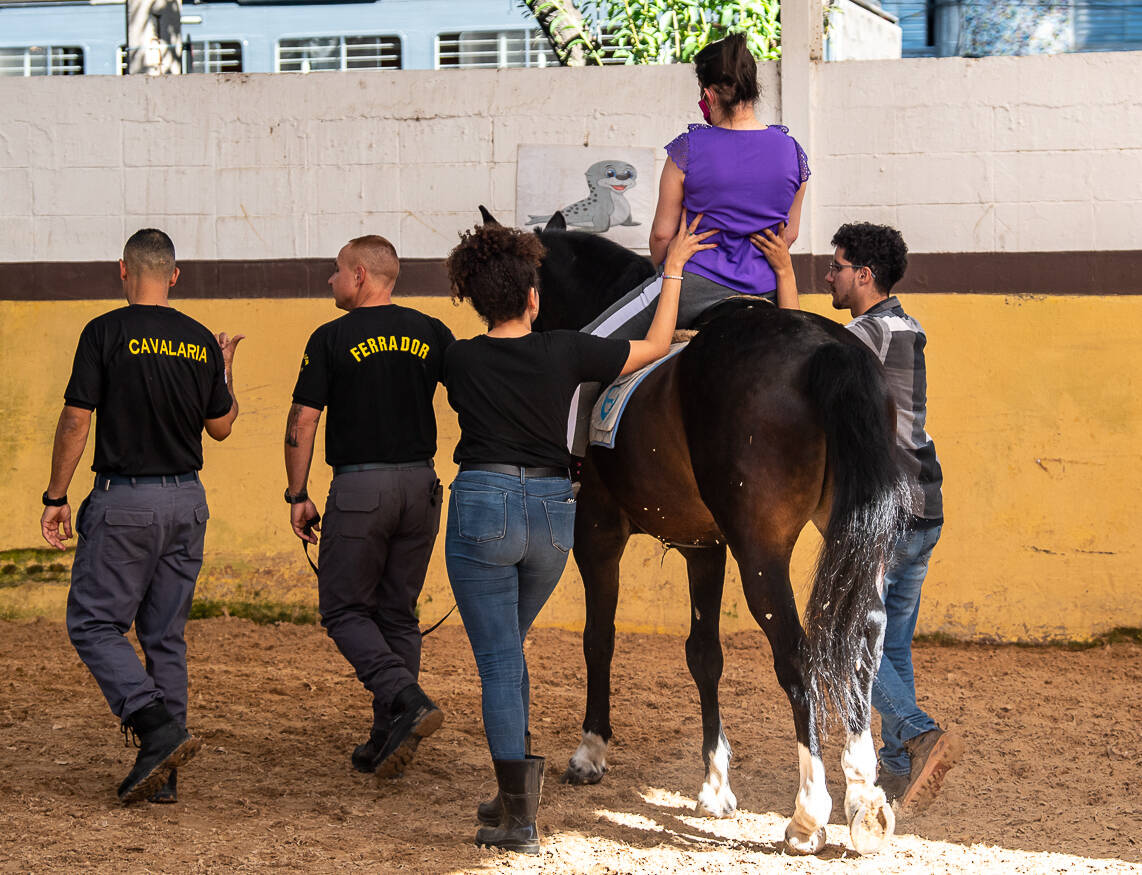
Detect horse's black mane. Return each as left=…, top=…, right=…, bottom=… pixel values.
left=534, top=229, right=655, bottom=332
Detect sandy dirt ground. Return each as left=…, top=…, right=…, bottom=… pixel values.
left=1, top=617, right=1139, bottom=874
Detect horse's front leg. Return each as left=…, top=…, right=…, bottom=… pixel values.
left=739, top=553, right=831, bottom=855
left=841, top=581, right=894, bottom=855
left=561, top=469, right=631, bottom=785
left=678, top=545, right=736, bottom=818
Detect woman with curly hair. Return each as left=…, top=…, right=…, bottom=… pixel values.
left=442, top=212, right=714, bottom=855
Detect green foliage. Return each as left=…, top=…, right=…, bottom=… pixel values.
left=522, top=0, right=608, bottom=65
left=594, top=0, right=781, bottom=63
left=189, top=598, right=320, bottom=626
left=0, top=548, right=72, bottom=587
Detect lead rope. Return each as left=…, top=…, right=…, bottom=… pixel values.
left=302, top=536, right=456, bottom=637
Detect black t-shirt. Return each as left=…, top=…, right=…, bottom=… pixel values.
left=292, top=304, right=454, bottom=466
left=444, top=331, right=630, bottom=468
left=64, top=305, right=232, bottom=475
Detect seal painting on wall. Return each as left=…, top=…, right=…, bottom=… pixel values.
left=516, top=145, right=656, bottom=251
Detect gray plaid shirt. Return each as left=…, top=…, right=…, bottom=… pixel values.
left=846, top=296, right=944, bottom=525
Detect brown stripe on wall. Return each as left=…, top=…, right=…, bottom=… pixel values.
left=2, top=252, right=1141, bottom=300
left=794, top=251, right=1142, bottom=295
left=0, top=258, right=454, bottom=301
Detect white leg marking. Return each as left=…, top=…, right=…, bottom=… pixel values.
left=695, top=734, right=737, bottom=818
left=843, top=730, right=894, bottom=855
left=784, top=743, right=831, bottom=855
left=568, top=731, right=608, bottom=782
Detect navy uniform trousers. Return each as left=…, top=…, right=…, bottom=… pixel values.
left=67, top=475, right=209, bottom=727
left=317, top=464, right=442, bottom=715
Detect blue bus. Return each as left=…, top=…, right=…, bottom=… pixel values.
left=0, top=0, right=572, bottom=75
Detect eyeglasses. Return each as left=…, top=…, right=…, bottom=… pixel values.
left=827, top=261, right=877, bottom=279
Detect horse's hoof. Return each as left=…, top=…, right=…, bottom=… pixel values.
left=696, top=786, right=738, bottom=818
left=783, top=823, right=827, bottom=856
left=848, top=797, right=894, bottom=856
left=559, top=761, right=606, bottom=785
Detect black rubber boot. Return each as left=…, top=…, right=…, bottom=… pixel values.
left=148, top=769, right=177, bottom=804
left=373, top=684, right=444, bottom=779
left=475, top=755, right=544, bottom=855
left=117, top=702, right=201, bottom=804
left=477, top=731, right=531, bottom=825
left=351, top=699, right=390, bottom=774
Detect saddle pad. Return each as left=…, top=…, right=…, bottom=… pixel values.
left=589, top=342, right=688, bottom=449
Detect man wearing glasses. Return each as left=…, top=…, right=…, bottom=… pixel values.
left=827, top=222, right=961, bottom=816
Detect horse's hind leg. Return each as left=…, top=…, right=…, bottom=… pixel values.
left=736, top=545, right=831, bottom=855
left=678, top=545, right=736, bottom=818
left=561, top=468, right=631, bottom=785
left=841, top=579, right=894, bottom=855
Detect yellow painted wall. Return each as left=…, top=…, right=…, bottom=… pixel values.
left=3, top=293, right=1139, bottom=641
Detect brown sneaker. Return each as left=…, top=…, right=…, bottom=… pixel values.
left=875, top=766, right=909, bottom=805
left=899, top=727, right=963, bottom=815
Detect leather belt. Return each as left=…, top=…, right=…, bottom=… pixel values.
left=459, top=462, right=569, bottom=480
left=96, top=472, right=198, bottom=490
left=333, top=460, right=432, bottom=474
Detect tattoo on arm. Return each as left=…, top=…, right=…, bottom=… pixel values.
left=285, top=404, right=302, bottom=448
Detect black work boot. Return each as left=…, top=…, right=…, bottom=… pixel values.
left=373, top=684, right=444, bottom=779
left=477, top=731, right=531, bottom=826
left=475, top=755, right=544, bottom=855
left=148, top=769, right=177, bottom=804
left=117, top=702, right=201, bottom=804
left=351, top=699, right=391, bottom=774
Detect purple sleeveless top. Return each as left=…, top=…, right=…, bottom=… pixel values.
left=666, top=124, right=810, bottom=295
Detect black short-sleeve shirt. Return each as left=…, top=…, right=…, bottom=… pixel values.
left=444, top=331, right=630, bottom=468
left=63, top=305, right=231, bottom=475
left=292, top=304, right=454, bottom=466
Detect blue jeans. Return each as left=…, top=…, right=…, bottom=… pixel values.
left=445, top=470, right=576, bottom=760
left=871, top=524, right=942, bottom=776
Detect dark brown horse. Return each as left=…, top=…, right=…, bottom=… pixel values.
left=480, top=208, right=908, bottom=855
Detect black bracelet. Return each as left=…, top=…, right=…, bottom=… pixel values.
left=42, top=490, right=68, bottom=507
left=284, top=488, right=309, bottom=505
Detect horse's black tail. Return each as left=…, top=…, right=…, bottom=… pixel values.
left=803, top=341, right=912, bottom=733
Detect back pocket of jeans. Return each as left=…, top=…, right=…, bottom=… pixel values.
left=454, top=489, right=508, bottom=543
left=543, top=498, right=576, bottom=553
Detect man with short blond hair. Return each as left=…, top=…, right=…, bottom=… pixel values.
left=284, top=235, right=454, bottom=779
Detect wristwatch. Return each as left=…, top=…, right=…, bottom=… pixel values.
left=42, top=490, right=68, bottom=507
left=284, top=488, right=309, bottom=505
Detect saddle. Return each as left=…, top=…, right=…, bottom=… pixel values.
left=590, top=295, right=773, bottom=449
left=589, top=343, right=687, bottom=449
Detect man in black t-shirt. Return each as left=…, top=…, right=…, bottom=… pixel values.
left=284, top=235, right=454, bottom=779
left=40, top=229, right=243, bottom=805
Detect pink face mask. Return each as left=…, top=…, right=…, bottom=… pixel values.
left=698, top=97, right=712, bottom=124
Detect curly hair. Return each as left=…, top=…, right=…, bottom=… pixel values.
left=446, top=225, right=546, bottom=329
left=830, top=223, right=908, bottom=293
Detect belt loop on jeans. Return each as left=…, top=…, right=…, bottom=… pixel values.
left=332, top=460, right=432, bottom=475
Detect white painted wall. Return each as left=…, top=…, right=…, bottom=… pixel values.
left=0, top=50, right=1139, bottom=263
left=810, top=51, right=1142, bottom=254
left=0, top=65, right=779, bottom=262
